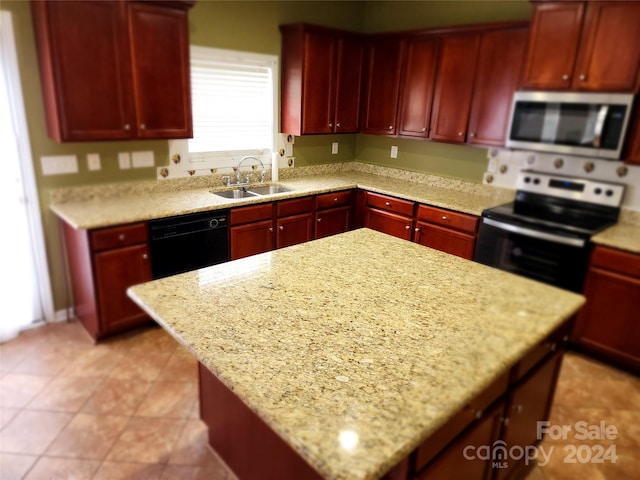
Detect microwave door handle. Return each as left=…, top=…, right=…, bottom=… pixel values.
left=593, top=105, right=609, bottom=148
left=483, top=217, right=586, bottom=248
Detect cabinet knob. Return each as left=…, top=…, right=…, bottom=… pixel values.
left=336, top=123, right=341, bottom=128
left=562, top=74, right=569, bottom=81
left=579, top=74, right=586, bottom=81
left=441, top=215, right=447, bottom=221
left=140, top=123, right=146, bottom=130
left=422, top=127, right=426, bottom=132
left=514, top=404, right=523, bottom=414
left=118, top=234, right=126, bottom=241
left=124, top=124, right=131, bottom=131
left=279, top=225, right=284, bottom=231
left=405, top=225, right=411, bottom=230
left=317, top=217, right=322, bottom=222
left=385, top=201, right=391, bottom=206
left=142, top=253, right=148, bottom=260
left=388, top=125, right=393, bottom=130
left=457, top=131, right=463, bottom=136
left=414, top=227, right=420, bottom=232
left=334, top=198, right=339, bottom=202
left=269, top=227, right=273, bottom=232
left=470, top=132, right=476, bottom=138
left=329, top=123, right=333, bottom=128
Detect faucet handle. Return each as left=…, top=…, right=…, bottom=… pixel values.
left=260, top=169, right=267, bottom=183
left=244, top=173, right=253, bottom=183
left=221, top=175, right=231, bottom=186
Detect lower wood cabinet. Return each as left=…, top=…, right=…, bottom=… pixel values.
left=414, top=205, right=479, bottom=260
left=62, top=221, right=152, bottom=340
left=315, top=190, right=353, bottom=239
left=276, top=197, right=314, bottom=249
left=573, top=246, right=640, bottom=371
left=230, top=203, right=275, bottom=260
left=364, top=191, right=414, bottom=240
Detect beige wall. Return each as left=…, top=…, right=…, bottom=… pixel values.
left=1, top=0, right=531, bottom=312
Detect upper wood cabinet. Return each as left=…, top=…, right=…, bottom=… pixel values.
left=521, top=1, right=640, bottom=92
left=397, top=36, right=438, bottom=138
left=360, top=36, right=404, bottom=136
left=280, top=24, right=363, bottom=135
left=31, top=0, right=193, bottom=142
left=429, top=33, right=480, bottom=143
left=467, top=27, right=527, bottom=147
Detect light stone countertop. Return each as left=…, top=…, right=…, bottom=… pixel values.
left=49, top=164, right=515, bottom=230
left=591, top=223, right=640, bottom=254
left=127, top=228, right=585, bottom=480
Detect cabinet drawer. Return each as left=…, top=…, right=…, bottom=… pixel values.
left=365, top=192, right=414, bottom=216
left=230, top=203, right=274, bottom=225
left=590, top=246, right=640, bottom=279
left=416, top=205, right=478, bottom=234
left=91, top=223, right=148, bottom=251
left=316, top=190, right=353, bottom=209
left=277, top=196, right=313, bottom=217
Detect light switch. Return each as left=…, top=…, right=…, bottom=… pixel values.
left=87, top=153, right=101, bottom=171
left=118, top=152, right=131, bottom=169
left=390, top=146, right=398, bottom=159
left=332, top=142, right=339, bottom=155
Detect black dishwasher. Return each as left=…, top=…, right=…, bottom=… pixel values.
left=149, top=210, right=229, bottom=279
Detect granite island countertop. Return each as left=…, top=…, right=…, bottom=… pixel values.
left=128, top=228, right=585, bottom=480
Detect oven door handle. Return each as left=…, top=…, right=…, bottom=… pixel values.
left=483, top=217, right=586, bottom=248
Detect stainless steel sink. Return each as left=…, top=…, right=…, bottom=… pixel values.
left=212, top=189, right=260, bottom=199
left=212, top=185, right=293, bottom=199
left=247, top=185, right=293, bottom=195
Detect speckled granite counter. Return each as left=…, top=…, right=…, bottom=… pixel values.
left=128, top=228, right=585, bottom=480
left=591, top=210, right=640, bottom=254
left=50, top=163, right=514, bottom=230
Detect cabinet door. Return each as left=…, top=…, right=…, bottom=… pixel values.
left=414, top=222, right=476, bottom=260
left=301, top=32, right=335, bottom=134
left=334, top=36, right=363, bottom=133
left=574, top=267, right=640, bottom=370
left=94, top=244, right=151, bottom=335
left=468, top=28, right=527, bottom=146
left=230, top=220, right=274, bottom=260
left=128, top=2, right=192, bottom=138
left=520, top=2, right=585, bottom=90
left=365, top=208, right=413, bottom=241
left=315, top=206, right=351, bottom=239
left=277, top=213, right=313, bottom=249
left=360, top=38, right=404, bottom=135
left=430, top=34, right=480, bottom=143
left=572, top=1, right=640, bottom=91
left=496, top=351, right=563, bottom=480
left=31, top=0, right=134, bottom=141
left=397, top=37, right=437, bottom=138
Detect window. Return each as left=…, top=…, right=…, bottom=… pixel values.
left=169, top=46, right=278, bottom=174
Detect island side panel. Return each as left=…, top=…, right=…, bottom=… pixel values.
left=198, top=363, right=324, bottom=480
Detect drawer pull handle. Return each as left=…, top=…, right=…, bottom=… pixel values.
left=562, top=74, right=569, bottom=81
left=441, top=216, right=447, bottom=221
left=334, top=198, right=339, bottom=202
left=118, top=234, right=126, bottom=241
left=385, top=202, right=391, bottom=206
left=142, top=253, right=148, bottom=260
left=405, top=225, right=411, bottom=230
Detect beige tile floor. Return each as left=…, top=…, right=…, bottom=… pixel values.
left=1, top=320, right=638, bottom=479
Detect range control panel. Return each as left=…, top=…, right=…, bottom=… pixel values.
left=515, top=171, right=625, bottom=207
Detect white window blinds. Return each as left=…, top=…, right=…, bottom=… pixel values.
left=188, top=46, right=278, bottom=156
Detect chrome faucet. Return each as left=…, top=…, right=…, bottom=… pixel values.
left=230, top=155, right=267, bottom=186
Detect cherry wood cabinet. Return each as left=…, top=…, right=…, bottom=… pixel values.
left=397, top=37, right=437, bottom=138
left=414, top=205, right=479, bottom=260
left=364, top=192, right=415, bottom=241
left=280, top=24, right=363, bottom=135
left=429, top=33, right=480, bottom=143
left=573, top=246, right=640, bottom=371
left=62, top=221, right=152, bottom=340
left=276, top=197, right=314, bottom=249
left=315, top=190, right=353, bottom=239
left=521, top=1, right=640, bottom=92
left=624, top=105, right=640, bottom=165
left=31, top=0, right=193, bottom=142
left=230, top=203, right=275, bottom=260
left=360, top=37, right=405, bottom=136
left=467, top=27, right=528, bottom=147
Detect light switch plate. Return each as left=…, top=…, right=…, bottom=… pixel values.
left=390, top=146, right=398, bottom=159
left=332, top=142, right=339, bottom=155
left=87, top=153, right=101, bottom=171
left=132, top=150, right=155, bottom=168
left=118, top=152, right=131, bottom=169
left=41, top=155, right=78, bottom=175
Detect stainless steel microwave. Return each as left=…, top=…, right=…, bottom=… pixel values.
left=506, top=91, right=635, bottom=159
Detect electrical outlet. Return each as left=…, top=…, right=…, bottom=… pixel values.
left=118, top=152, right=131, bottom=169
left=332, top=142, right=339, bottom=155
left=87, top=153, right=101, bottom=171
left=390, top=146, right=398, bottom=159
left=132, top=151, right=154, bottom=168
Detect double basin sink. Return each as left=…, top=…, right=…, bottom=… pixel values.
left=212, top=184, right=293, bottom=199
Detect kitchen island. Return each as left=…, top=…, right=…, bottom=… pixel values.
left=128, top=228, right=584, bottom=480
